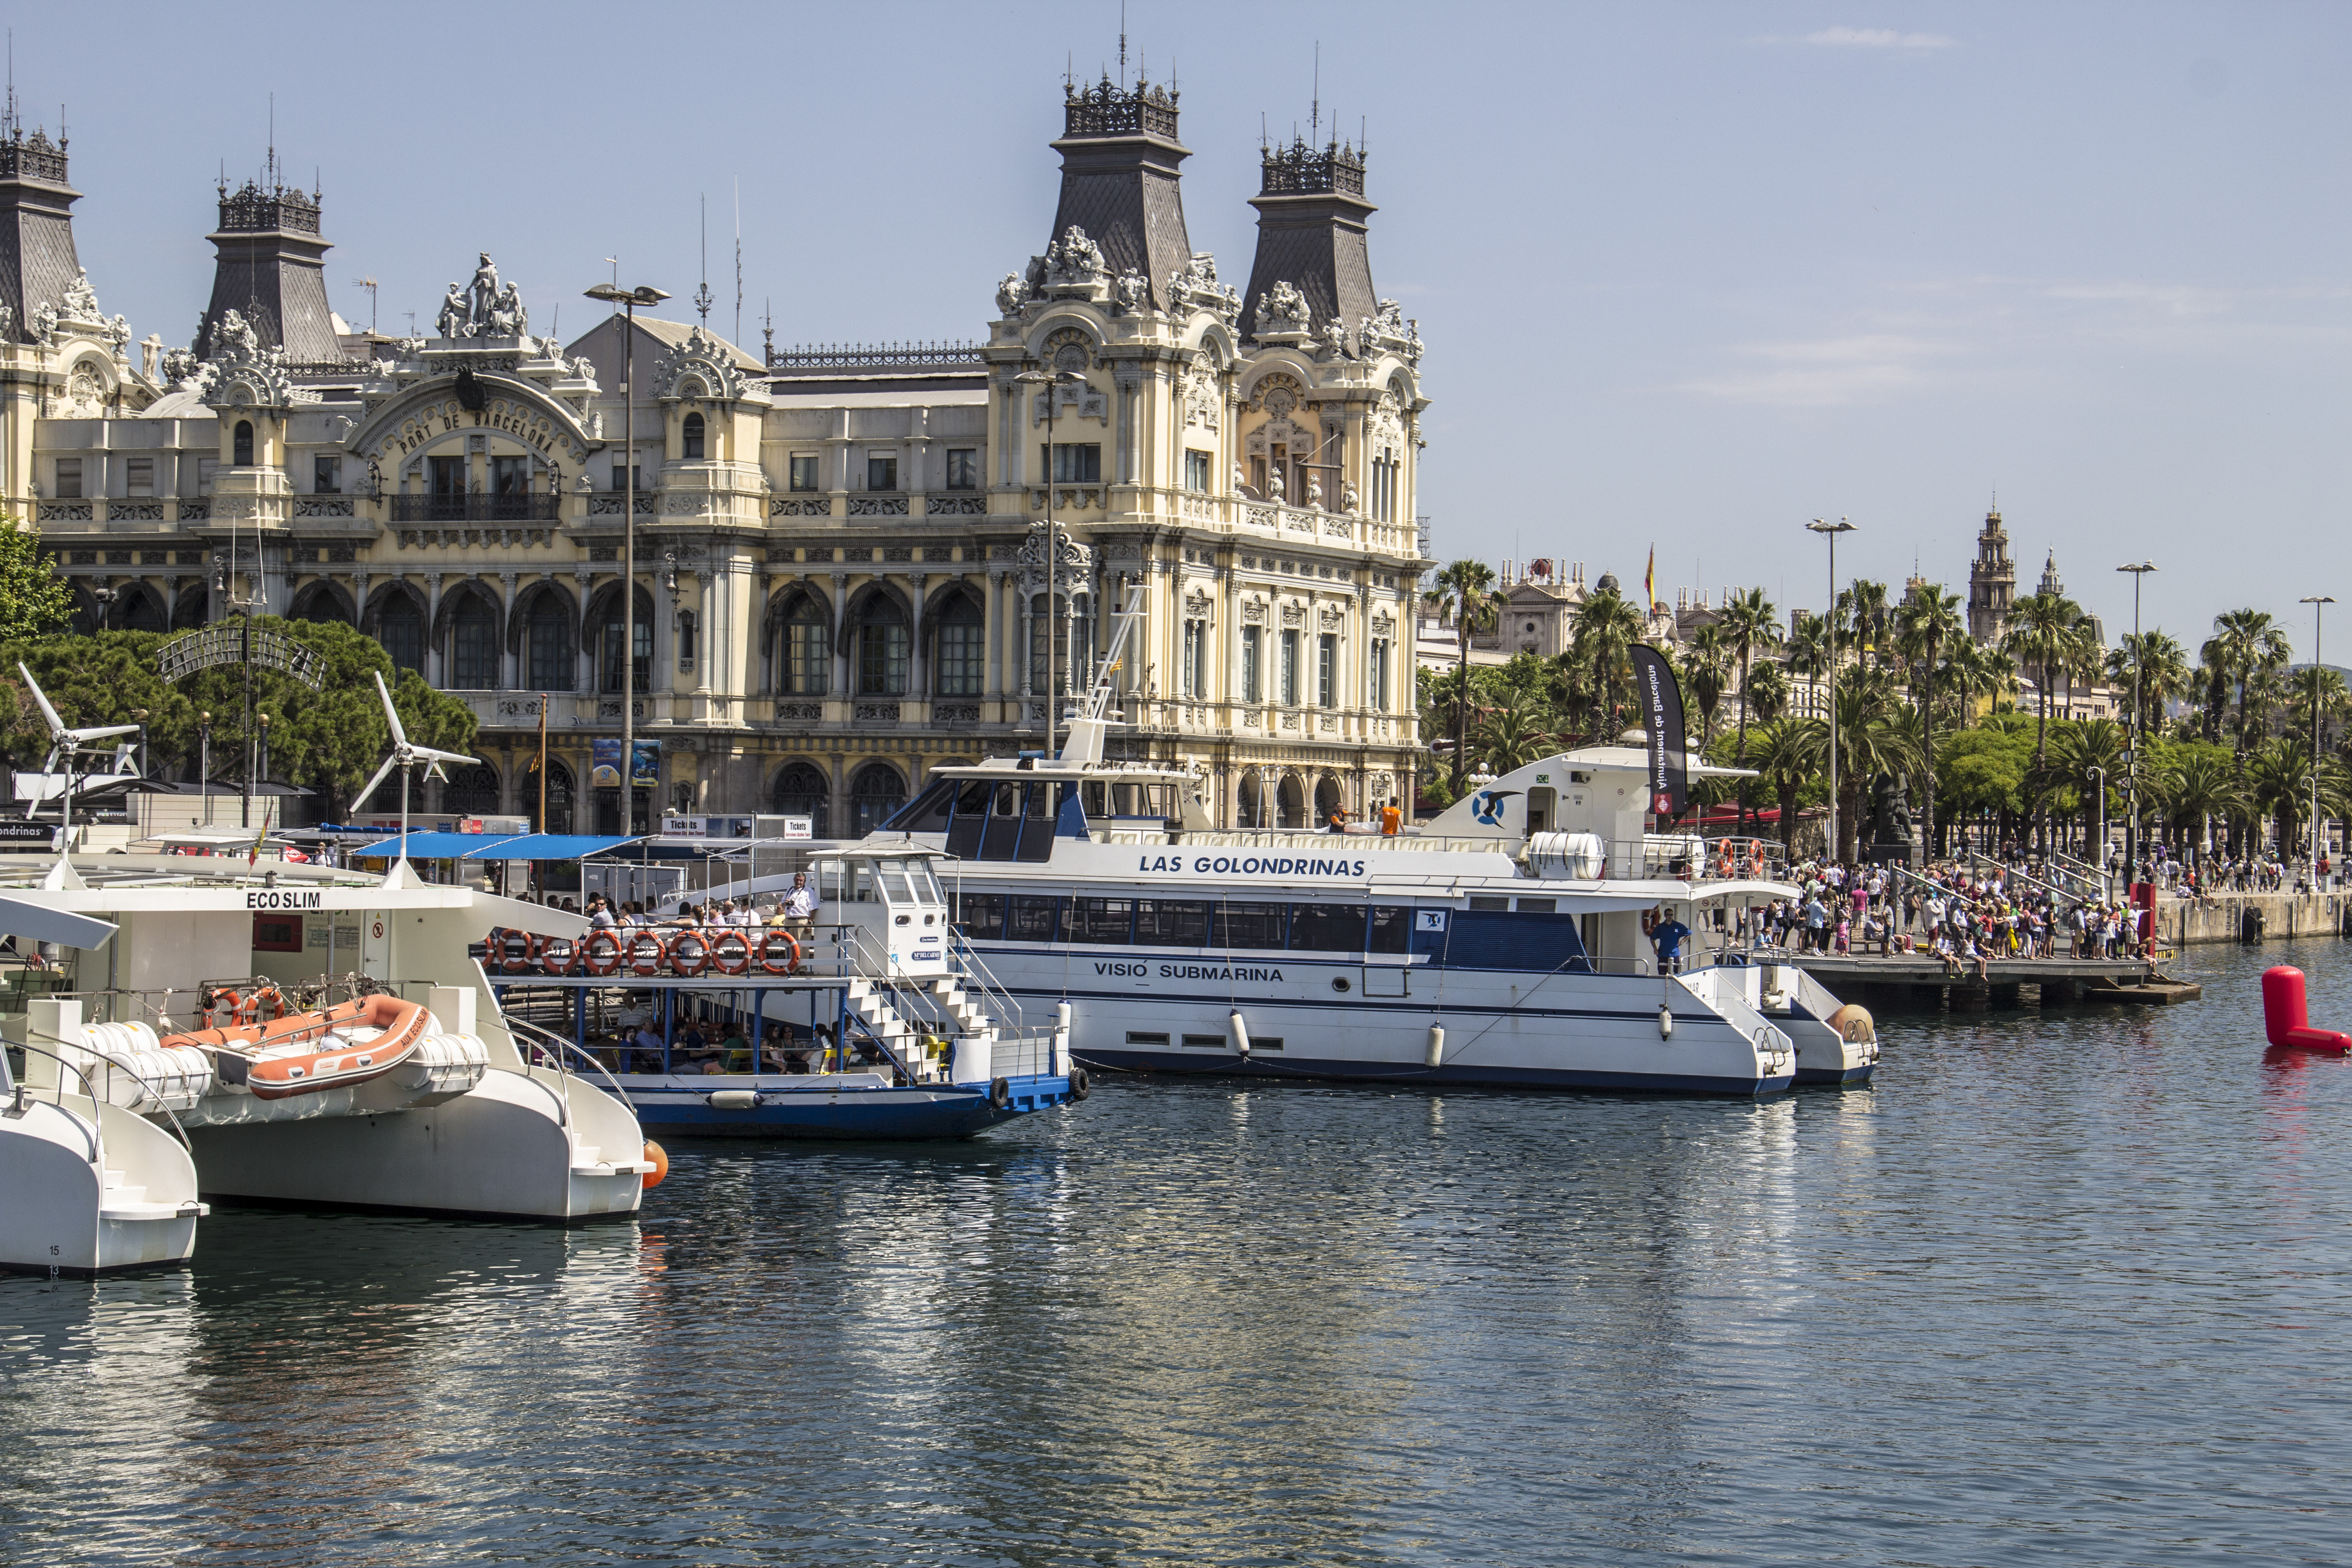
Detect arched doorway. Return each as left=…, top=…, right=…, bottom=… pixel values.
left=1314, top=775, right=1343, bottom=826
left=772, top=761, right=829, bottom=837
left=1276, top=773, right=1306, bottom=830
left=1236, top=768, right=1264, bottom=829
left=537, top=759, right=575, bottom=833
left=444, top=763, right=500, bottom=816
left=849, top=762, right=905, bottom=837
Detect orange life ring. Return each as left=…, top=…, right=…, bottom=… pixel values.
left=627, top=931, right=669, bottom=976
left=708, top=930, right=751, bottom=975
left=204, top=989, right=241, bottom=1030
left=498, top=931, right=538, bottom=974
left=755, top=930, right=802, bottom=975
left=581, top=929, right=623, bottom=976
left=539, top=936, right=578, bottom=975
left=253, top=986, right=288, bottom=1022
left=669, top=930, right=710, bottom=977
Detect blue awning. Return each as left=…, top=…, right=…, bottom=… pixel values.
left=456, top=833, right=645, bottom=861
left=352, top=832, right=524, bottom=859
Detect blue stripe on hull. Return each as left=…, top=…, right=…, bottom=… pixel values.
left=604, top=1078, right=1073, bottom=1141
left=1075, top=1048, right=1790, bottom=1098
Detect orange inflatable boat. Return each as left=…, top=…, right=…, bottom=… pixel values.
left=161, top=994, right=431, bottom=1101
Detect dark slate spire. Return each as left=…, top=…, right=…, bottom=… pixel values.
left=198, top=166, right=345, bottom=363
left=1045, top=73, right=1193, bottom=311
left=1240, top=136, right=1377, bottom=341
left=0, top=125, right=80, bottom=344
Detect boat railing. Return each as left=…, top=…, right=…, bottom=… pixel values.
left=946, top=932, right=1026, bottom=1034
left=505, top=1013, right=636, bottom=1110
left=5, top=1039, right=106, bottom=1166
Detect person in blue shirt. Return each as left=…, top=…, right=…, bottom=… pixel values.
left=1649, top=906, right=1693, bottom=974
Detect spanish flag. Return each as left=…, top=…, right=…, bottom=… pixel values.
left=1643, top=546, right=1656, bottom=612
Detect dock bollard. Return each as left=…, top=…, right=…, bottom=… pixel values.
left=2261, top=966, right=2352, bottom=1053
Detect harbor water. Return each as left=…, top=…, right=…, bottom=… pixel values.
left=5, top=939, right=2350, bottom=1565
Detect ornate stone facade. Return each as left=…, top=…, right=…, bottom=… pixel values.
left=2, top=75, right=1430, bottom=833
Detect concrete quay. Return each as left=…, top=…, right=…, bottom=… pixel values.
left=1760, top=953, right=2201, bottom=1011
left=2161, top=891, right=2349, bottom=946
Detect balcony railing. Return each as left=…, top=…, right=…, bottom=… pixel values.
left=390, top=494, right=561, bottom=523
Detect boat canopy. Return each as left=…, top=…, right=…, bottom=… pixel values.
left=353, top=832, right=647, bottom=861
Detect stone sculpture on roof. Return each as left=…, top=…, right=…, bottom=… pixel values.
left=436, top=283, right=470, bottom=339
left=431, top=256, right=528, bottom=339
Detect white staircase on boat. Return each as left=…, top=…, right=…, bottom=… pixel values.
left=843, top=977, right=1000, bottom=1084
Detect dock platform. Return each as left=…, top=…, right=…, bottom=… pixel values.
left=1740, top=952, right=2203, bottom=1008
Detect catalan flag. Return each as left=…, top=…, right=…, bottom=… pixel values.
left=1643, top=546, right=1656, bottom=612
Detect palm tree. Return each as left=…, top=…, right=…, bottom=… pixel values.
left=2197, top=634, right=2231, bottom=744
left=1783, top=612, right=1833, bottom=718
left=2157, top=747, right=2242, bottom=861
left=2107, top=629, right=2190, bottom=736
left=1749, top=715, right=1826, bottom=859
left=1741, top=659, right=1790, bottom=726
left=1839, top=578, right=1893, bottom=671
left=2248, top=737, right=2318, bottom=860
left=2000, top=589, right=2088, bottom=850
left=2211, top=608, right=2293, bottom=760
left=1569, top=585, right=1646, bottom=740
left=1684, top=624, right=1732, bottom=748
left=1716, top=586, right=1781, bottom=836
left=1478, top=691, right=1558, bottom=774
left=1828, top=669, right=1921, bottom=862
left=2049, top=718, right=2126, bottom=857
left=1424, top=559, right=1507, bottom=793
left=1895, top=583, right=1965, bottom=858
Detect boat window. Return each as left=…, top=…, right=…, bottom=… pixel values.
left=1368, top=906, right=1411, bottom=954
left=884, top=779, right=957, bottom=833
left=1182, top=1034, right=1226, bottom=1049
left=1125, top=1031, right=1170, bottom=1046
left=1009, top=895, right=1058, bottom=941
left=1251, top=1037, right=1285, bottom=1052
left=993, top=784, right=1022, bottom=817
left=1028, top=783, right=1057, bottom=819
left=1288, top=904, right=1366, bottom=952
left=1083, top=781, right=1107, bottom=817
left=849, top=864, right=873, bottom=902
left=1058, top=897, right=1134, bottom=944
left=1135, top=899, right=1211, bottom=946
left=955, top=780, right=993, bottom=816
left=815, top=861, right=842, bottom=902
left=1467, top=895, right=1510, bottom=911
left=876, top=862, right=913, bottom=904
left=954, top=892, right=1006, bottom=938
left=1214, top=901, right=1286, bottom=949
left=915, top=865, right=946, bottom=905
left=1516, top=897, right=1557, bottom=914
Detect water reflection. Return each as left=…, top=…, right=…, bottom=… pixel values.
left=5, top=941, right=2352, bottom=1564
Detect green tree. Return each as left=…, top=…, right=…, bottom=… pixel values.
left=1749, top=715, right=1825, bottom=859
left=1716, top=586, right=1782, bottom=836
left=1422, top=559, right=1506, bottom=792
left=1895, top=582, right=1966, bottom=858
left=1568, top=584, right=1646, bottom=740
left=2107, top=629, right=2190, bottom=738
left=0, top=517, right=74, bottom=644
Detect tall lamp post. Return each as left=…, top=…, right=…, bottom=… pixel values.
left=1011, top=365, right=1087, bottom=759
left=2302, top=593, right=2334, bottom=882
left=584, top=279, right=670, bottom=834
left=1807, top=516, right=1855, bottom=860
left=2117, top=561, right=2156, bottom=884
left=2086, top=765, right=2107, bottom=895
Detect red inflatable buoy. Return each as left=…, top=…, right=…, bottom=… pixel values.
left=2261, top=966, right=2352, bottom=1053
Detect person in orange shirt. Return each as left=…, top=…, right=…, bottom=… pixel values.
left=1380, top=797, right=1402, bottom=836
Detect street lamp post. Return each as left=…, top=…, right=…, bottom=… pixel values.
left=1807, top=517, right=1856, bottom=861
left=584, top=279, right=671, bottom=834
left=2117, top=561, right=2156, bottom=886
left=2087, top=764, right=2107, bottom=894
left=1012, top=366, right=1086, bottom=759
left=2302, top=593, right=2334, bottom=883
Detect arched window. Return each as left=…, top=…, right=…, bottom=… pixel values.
left=171, top=588, right=208, bottom=632
left=598, top=594, right=652, bottom=694
left=778, top=593, right=829, bottom=695
left=526, top=593, right=574, bottom=690
left=1314, top=775, right=1343, bottom=825
left=444, top=763, right=501, bottom=816
left=1028, top=592, right=1091, bottom=695
left=772, top=761, right=829, bottom=837
left=118, top=587, right=167, bottom=633
left=232, top=420, right=254, bottom=466
left=935, top=592, right=985, bottom=697
left=1276, top=774, right=1307, bottom=830
left=681, top=411, right=705, bottom=460
left=849, top=762, right=905, bottom=837
left=450, top=596, right=499, bottom=689
left=856, top=598, right=908, bottom=696
left=289, top=583, right=353, bottom=627
left=379, top=596, right=424, bottom=674
left=1236, top=768, right=1264, bottom=829
left=537, top=759, right=575, bottom=833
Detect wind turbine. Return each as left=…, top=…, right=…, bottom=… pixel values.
left=354, top=671, right=477, bottom=878
left=18, top=662, right=138, bottom=835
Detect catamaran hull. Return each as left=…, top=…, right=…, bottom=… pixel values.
left=609, top=1073, right=1076, bottom=1139
left=976, top=955, right=1795, bottom=1098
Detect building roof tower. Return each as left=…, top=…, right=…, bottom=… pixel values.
left=0, top=122, right=81, bottom=344
left=1041, top=73, right=1195, bottom=314
left=1240, top=132, right=1376, bottom=343
left=1966, top=506, right=2015, bottom=645
left=197, top=159, right=345, bottom=364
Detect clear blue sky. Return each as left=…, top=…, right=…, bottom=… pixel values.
left=16, top=3, right=2348, bottom=656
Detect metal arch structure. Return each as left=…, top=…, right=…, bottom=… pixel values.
left=156, top=623, right=326, bottom=690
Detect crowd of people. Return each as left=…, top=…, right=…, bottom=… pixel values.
left=1698, top=853, right=2156, bottom=976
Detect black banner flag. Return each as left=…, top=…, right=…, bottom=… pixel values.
left=1631, top=643, right=1686, bottom=818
